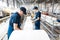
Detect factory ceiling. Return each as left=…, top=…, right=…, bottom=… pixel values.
left=17, top=0, right=60, bottom=4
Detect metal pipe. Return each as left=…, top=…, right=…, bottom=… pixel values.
left=52, top=0, right=54, bottom=13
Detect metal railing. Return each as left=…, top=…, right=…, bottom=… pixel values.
left=0, top=16, right=10, bottom=22
left=40, top=21, right=56, bottom=40
left=0, top=16, right=10, bottom=40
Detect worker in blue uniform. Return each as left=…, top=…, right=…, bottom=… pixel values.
left=8, top=7, right=26, bottom=39
left=33, top=6, right=41, bottom=30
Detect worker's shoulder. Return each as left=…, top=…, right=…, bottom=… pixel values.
left=36, top=11, right=41, bottom=14
left=12, top=12, right=18, bottom=17
left=38, top=11, right=41, bottom=13
left=11, top=12, right=19, bottom=18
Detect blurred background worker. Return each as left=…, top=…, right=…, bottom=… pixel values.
left=33, top=6, right=41, bottom=30
left=8, top=7, right=26, bottom=39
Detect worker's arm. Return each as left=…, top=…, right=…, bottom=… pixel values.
left=32, top=17, right=40, bottom=23
left=12, top=15, right=22, bottom=30
left=34, top=17, right=40, bottom=22
left=32, top=12, right=41, bottom=23
left=13, top=23, right=20, bottom=30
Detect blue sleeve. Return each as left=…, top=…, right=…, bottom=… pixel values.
left=12, top=15, right=19, bottom=24
left=38, top=12, right=41, bottom=18
left=35, top=12, right=41, bottom=19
